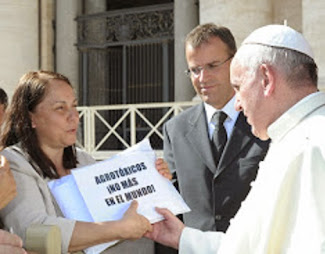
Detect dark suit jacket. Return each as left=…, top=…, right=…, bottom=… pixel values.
left=163, top=102, right=270, bottom=232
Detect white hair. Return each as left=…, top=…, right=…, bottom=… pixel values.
left=233, top=44, right=318, bottom=86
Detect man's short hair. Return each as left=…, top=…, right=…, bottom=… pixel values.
left=185, top=23, right=237, bottom=57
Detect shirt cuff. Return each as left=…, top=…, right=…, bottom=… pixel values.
left=179, top=227, right=224, bottom=254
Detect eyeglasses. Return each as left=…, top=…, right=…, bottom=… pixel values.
left=185, top=56, right=233, bottom=78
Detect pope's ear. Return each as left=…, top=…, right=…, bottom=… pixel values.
left=260, top=64, right=275, bottom=97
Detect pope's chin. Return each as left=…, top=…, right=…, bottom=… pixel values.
left=251, top=127, right=269, bottom=141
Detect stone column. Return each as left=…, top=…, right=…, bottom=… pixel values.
left=83, top=0, right=107, bottom=105
left=0, top=0, right=38, bottom=98
left=40, top=0, right=55, bottom=71
left=56, top=0, right=81, bottom=90
left=302, top=0, right=325, bottom=90
left=85, top=0, right=106, bottom=14
left=199, top=0, right=272, bottom=45
left=174, top=0, right=199, bottom=102
left=273, top=0, right=302, bottom=30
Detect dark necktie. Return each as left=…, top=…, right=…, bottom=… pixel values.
left=211, top=111, right=228, bottom=165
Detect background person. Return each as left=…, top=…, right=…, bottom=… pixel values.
left=146, top=24, right=324, bottom=254
left=0, top=88, right=8, bottom=127
left=0, top=155, right=16, bottom=210
left=0, top=155, right=27, bottom=254
left=163, top=23, right=269, bottom=234
left=0, top=70, right=171, bottom=254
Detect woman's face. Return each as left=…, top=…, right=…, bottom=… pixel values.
left=30, top=80, right=79, bottom=150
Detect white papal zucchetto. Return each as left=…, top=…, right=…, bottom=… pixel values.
left=242, top=24, right=314, bottom=59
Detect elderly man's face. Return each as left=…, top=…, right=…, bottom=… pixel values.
left=230, top=61, right=270, bottom=140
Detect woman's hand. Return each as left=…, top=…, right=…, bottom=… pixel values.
left=119, top=201, right=152, bottom=240
left=155, top=158, right=172, bottom=180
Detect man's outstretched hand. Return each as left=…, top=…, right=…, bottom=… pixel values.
left=145, top=207, right=185, bottom=250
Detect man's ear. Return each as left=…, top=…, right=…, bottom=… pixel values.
left=260, top=64, right=275, bottom=97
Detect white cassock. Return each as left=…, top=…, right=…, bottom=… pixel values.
left=180, top=92, right=325, bottom=254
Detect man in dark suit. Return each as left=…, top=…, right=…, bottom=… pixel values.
left=163, top=23, right=270, bottom=233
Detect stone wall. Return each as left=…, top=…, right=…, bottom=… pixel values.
left=0, top=0, right=323, bottom=99
left=0, top=0, right=38, bottom=99
left=303, top=0, right=325, bottom=90
left=199, top=0, right=325, bottom=90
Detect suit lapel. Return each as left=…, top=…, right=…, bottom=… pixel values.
left=185, top=103, right=218, bottom=174
left=215, top=112, right=253, bottom=176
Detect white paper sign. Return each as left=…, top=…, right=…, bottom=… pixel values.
left=48, top=139, right=190, bottom=254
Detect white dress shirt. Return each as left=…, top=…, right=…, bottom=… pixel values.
left=204, top=96, right=239, bottom=140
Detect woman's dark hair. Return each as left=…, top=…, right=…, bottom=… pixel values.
left=0, top=70, right=77, bottom=179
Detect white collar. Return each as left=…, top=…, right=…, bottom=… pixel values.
left=268, top=91, right=324, bottom=142
left=204, top=96, right=239, bottom=123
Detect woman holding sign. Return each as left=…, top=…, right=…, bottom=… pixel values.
left=0, top=70, right=171, bottom=254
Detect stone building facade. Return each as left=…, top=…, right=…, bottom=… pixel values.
left=0, top=0, right=323, bottom=101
